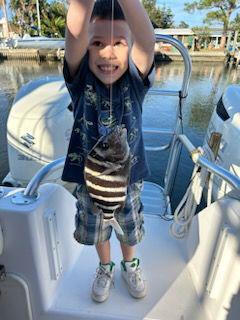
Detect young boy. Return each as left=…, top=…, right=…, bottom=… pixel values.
left=62, top=0, right=155, bottom=302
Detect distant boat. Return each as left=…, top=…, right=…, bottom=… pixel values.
left=12, top=34, right=65, bottom=49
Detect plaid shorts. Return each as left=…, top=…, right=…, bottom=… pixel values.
left=73, top=180, right=145, bottom=246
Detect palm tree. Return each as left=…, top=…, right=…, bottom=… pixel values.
left=9, top=0, right=66, bottom=37
left=0, top=0, right=9, bottom=38
left=41, top=1, right=66, bottom=37
left=10, top=0, right=28, bottom=36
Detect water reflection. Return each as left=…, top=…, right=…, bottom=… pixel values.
left=0, top=60, right=63, bottom=104
left=147, top=61, right=240, bottom=205
left=0, top=60, right=240, bottom=205
left=155, top=62, right=240, bottom=134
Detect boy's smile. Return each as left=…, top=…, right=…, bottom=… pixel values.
left=88, top=19, right=131, bottom=86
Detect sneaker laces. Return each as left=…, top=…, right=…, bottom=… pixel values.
left=94, top=267, right=114, bottom=288
left=128, top=267, right=143, bottom=288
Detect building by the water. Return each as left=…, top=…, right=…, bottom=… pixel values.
left=155, top=28, right=238, bottom=51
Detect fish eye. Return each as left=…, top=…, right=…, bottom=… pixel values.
left=101, top=142, right=109, bottom=150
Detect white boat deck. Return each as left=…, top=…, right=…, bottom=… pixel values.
left=48, top=182, right=210, bottom=320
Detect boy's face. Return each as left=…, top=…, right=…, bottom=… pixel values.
left=88, top=19, right=131, bottom=86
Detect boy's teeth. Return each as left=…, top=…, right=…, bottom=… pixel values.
left=99, top=65, right=117, bottom=71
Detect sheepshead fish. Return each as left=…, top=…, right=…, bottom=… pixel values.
left=84, top=125, right=131, bottom=235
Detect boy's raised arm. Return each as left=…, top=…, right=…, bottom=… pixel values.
left=118, top=0, right=155, bottom=78
left=65, top=0, right=95, bottom=78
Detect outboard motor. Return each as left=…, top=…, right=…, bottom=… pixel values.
left=204, top=85, right=240, bottom=200
left=2, top=77, right=73, bottom=187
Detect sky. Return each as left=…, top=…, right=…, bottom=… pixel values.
left=157, top=0, right=240, bottom=27
left=1, top=0, right=208, bottom=28
left=157, top=0, right=207, bottom=27
left=0, top=0, right=235, bottom=28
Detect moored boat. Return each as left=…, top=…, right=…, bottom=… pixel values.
left=11, top=35, right=65, bottom=50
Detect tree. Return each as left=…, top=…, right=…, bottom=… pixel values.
left=160, top=5, right=174, bottom=28
left=184, top=0, right=240, bottom=49
left=231, top=13, right=240, bottom=41
left=9, top=0, right=67, bottom=37
left=192, top=26, right=211, bottom=49
left=142, top=0, right=174, bottom=28
left=10, top=0, right=47, bottom=36
left=41, top=1, right=67, bottom=37
left=179, top=21, right=190, bottom=28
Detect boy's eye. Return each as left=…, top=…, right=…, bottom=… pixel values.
left=92, top=41, right=103, bottom=47
left=114, top=41, right=124, bottom=47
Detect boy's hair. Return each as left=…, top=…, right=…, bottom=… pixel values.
left=91, top=0, right=125, bottom=21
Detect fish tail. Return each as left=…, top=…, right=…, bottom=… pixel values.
left=104, top=217, right=124, bottom=235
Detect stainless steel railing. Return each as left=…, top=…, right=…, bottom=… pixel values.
left=23, top=139, right=240, bottom=198
left=147, top=35, right=192, bottom=197
left=23, top=35, right=192, bottom=198
left=24, top=157, right=65, bottom=197
left=178, top=135, right=240, bottom=190
left=155, top=34, right=192, bottom=98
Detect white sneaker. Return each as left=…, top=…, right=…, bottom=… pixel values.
left=91, top=262, right=115, bottom=302
left=121, top=258, right=147, bottom=298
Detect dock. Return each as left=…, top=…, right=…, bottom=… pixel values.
left=0, top=48, right=226, bottom=63
left=155, top=50, right=226, bottom=62
left=0, top=48, right=64, bottom=62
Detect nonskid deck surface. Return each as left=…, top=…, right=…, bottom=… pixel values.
left=49, top=182, right=209, bottom=320
left=141, top=182, right=168, bottom=216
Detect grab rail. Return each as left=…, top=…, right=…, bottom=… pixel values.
left=23, top=35, right=192, bottom=198
left=23, top=139, right=240, bottom=197
left=155, top=34, right=192, bottom=98
left=23, top=36, right=192, bottom=197
left=24, top=157, right=66, bottom=197
left=179, top=134, right=240, bottom=190
left=144, top=127, right=174, bottom=152
left=148, top=89, right=180, bottom=96
left=152, top=35, right=192, bottom=197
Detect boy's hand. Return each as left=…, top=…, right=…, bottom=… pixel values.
left=118, top=0, right=155, bottom=79
left=65, top=0, right=95, bottom=78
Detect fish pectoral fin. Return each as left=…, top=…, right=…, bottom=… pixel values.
left=104, top=217, right=124, bottom=235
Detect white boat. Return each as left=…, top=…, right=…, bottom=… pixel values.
left=0, top=35, right=240, bottom=320
left=11, top=35, right=65, bottom=49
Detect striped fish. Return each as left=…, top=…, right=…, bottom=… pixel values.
left=84, top=126, right=131, bottom=235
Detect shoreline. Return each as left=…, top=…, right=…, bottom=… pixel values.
left=155, top=50, right=225, bottom=62
left=0, top=48, right=226, bottom=63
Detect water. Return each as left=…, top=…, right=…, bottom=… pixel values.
left=1, top=60, right=240, bottom=207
